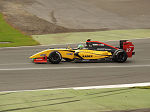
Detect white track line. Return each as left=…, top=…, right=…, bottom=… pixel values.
left=0, top=64, right=150, bottom=71
left=0, top=82, right=150, bottom=93
left=74, top=82, right=150, bottom=90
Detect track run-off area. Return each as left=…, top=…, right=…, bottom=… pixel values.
left=0, top=38, right=150, bottom=92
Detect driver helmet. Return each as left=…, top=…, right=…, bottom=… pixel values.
left=78, top=44, right=84, bottom=49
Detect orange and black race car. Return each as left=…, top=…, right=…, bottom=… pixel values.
left=29, top=39, right=135, bottom=64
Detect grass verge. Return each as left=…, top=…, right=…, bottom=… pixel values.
left=0, top=13, right=39, bottom=47
left=33, top=29, right=150, bottom=45
left=0, top=87, right=150, bottom=112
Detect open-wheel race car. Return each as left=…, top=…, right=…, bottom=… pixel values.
left=29, top=39, right=135, bottom=64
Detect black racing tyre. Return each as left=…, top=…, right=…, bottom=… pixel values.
left=113, top=49, right=127, bottom=63
left=48, top=51, right=62, bottom=64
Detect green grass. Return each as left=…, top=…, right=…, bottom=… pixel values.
left=0, top=13, right=39, bottom=47
left=33, top=29, right=150, bottom=45
left=0, top=87, right=150, bottom=112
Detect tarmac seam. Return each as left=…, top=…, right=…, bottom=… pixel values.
left=0, top=64, right=150, bottom=71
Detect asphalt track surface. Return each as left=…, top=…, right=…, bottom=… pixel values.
left=0, top=38, right=150, bottom=92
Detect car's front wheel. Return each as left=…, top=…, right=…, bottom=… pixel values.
left=48, top=51, right=62, bottom=64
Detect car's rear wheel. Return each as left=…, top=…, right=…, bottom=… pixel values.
left=48, top=51, right=62, bottom=64
left=113, top=49, right=127, bottom=63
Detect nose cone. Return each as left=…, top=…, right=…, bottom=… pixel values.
left=29, top=49, right=50, bottom=59
left=29, top=52, right=43, bottom=59
left=29, top=54, right=38, bottom=59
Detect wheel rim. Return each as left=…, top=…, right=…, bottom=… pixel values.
left=50, top=52, right=60, bottom=61
left=117, top=52, right=126, bottom=62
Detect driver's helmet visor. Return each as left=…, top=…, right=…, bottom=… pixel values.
left=78, top=44, right=84, bottom=49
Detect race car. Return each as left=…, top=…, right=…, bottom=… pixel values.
left=29, top=39, right=135, bottom=64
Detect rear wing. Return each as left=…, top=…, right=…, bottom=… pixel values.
left=120, top=40, right=135, bottom=57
